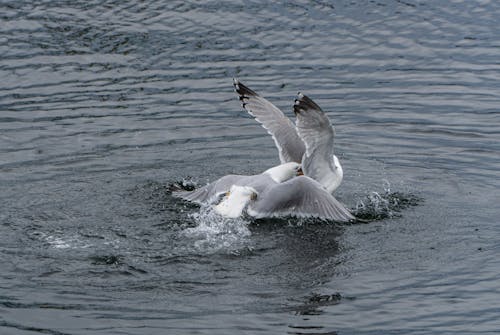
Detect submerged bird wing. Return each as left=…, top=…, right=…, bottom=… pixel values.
left=234, top=79, right=305, bottom=163
left=172, top=175, right=245, bottom=205
left=293, top=93, right=337, bottom=187
left=247, top=176, right=355, bottom=222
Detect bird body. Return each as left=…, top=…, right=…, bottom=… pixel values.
left=173, top=163, right=354, bottom=222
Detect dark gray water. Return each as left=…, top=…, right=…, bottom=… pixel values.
left=1, top=1, right=500, bottom=334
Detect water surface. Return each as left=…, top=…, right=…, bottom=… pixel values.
left=1, top=1, right=500, bottom=334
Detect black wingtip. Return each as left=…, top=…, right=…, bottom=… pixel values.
left=293, top=92, right=322, bottom=115
left=293, top=93, right=306, bottom=115
left=233, top=79, right=258, bottom=98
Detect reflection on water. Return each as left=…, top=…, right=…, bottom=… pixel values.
left=1, top=0, right=500, bottom=334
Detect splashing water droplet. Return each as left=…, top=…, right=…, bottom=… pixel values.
left=182, top=205, right=252, bottom=253
left=382, top=179, right=391, bottom=194
left=353, top=182, right=422, bottom=221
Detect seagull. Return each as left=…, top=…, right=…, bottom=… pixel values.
left=234, top=79, right=343, bottom=194
left=173, top=162, right=355, bottom=222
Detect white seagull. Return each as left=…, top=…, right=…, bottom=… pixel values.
left=173, top=162, right=355, bottom=222
left=234, top=79, right=344, bottom=194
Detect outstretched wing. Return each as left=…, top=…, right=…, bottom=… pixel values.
left=247, top=176, right=355, bottom=222
left=172, top=175, right=244, bottom=205
left=234, top=79, right=305, bottom=163
left=294, top=93, right=338, bottom=190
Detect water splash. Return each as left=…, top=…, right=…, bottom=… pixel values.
left=182, top=205, right=253, bottom=254
left=353, top=180, right=422, bottom=221
left=168, top=177, right=198, bottom=192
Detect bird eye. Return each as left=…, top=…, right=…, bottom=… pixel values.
left=250, top=193, right=257, bottom=200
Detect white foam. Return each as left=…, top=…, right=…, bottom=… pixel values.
left=44, top=234, right=93, bottom=249
left=39, top=232, right=118, bottom=250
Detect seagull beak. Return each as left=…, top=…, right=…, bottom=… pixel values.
left=297, top=168, right=304, bottom=176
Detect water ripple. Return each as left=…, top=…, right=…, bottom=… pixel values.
left=1, top=0, right=500, bottom=334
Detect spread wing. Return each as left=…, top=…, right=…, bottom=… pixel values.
left=294, top=93, right=338, bottom=189
left=247, top=176, right=355, bottom=222
left=172, top=175, right=245, bottom=205
left=234, top=79, right=305, bottom=163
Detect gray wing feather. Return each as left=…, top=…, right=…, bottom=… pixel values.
left=172, top=175, right=244, bottom=205
left=294, top=93, right=337, bottom=186
left=247, top=176, right=355, bottom=222
left=234, top=79, right=305, bottom=163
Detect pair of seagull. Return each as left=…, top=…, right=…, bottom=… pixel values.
left=173, top=80, right=355, bottom=222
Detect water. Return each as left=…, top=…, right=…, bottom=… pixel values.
left=1, top=0, right=500, bottom=334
